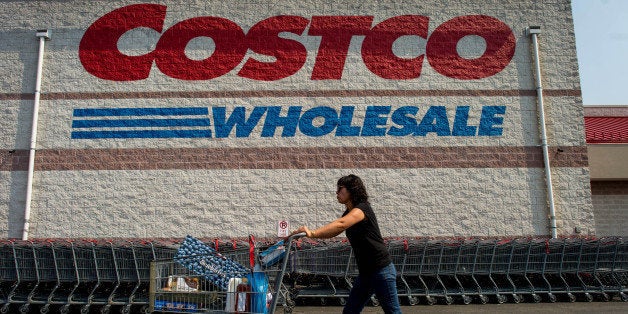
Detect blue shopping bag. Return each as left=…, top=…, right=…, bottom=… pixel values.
left=247, top=269, right=271, bottom=314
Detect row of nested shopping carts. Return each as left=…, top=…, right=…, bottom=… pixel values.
left=287, top=237, right=628, bottom=307
left=1, top=237, right=627, bottom=314
left=0, top=239, right=178, bottom=314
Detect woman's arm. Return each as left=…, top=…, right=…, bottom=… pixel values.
left=292, top=207, right=365, bottom=239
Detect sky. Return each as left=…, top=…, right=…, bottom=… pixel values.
left=572, top=0, right=628, bottom=105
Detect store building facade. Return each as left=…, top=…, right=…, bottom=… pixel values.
left=0, top=0, right=593, bottom=239
left=585, top=106, right=628, bottom=237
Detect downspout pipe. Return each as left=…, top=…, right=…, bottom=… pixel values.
left=526, top=26, right=558, bottom=239
left=23, top=29, right=50, bottom=240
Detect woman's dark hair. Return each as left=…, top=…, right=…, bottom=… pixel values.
left=337, top=174, right=368, bottom=205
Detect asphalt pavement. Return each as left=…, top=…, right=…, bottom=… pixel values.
left=288, top=301, right=627, bottom=314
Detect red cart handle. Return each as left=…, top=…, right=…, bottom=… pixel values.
left=249, top=234, right=255, bottom=269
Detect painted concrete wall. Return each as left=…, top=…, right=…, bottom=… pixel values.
left=0, top=0, right=593, bottom=239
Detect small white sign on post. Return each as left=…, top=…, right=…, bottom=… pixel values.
left=277, top=220, right=290, bottom=238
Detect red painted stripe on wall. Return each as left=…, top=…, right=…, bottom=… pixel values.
left=0, top=89, right=581, bottom=100
left=1, top=146, right=588, bottom=171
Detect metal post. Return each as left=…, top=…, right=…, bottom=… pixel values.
left=526, top=26, right=558, bottom=238
left=23, top=29, right=50, bottom=240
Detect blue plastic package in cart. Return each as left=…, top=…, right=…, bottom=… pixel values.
left=175, top=235, right=249, bottom=290
left=154, top=299, right=198, bottom=312
left=260, top=240, right=285, bottom=267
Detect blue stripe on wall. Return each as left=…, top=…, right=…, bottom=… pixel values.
left=72, top=118, right=211, bottom=128
left=71, top=130, right=212, bottom=139
left=73, top=107, right=209, bottom=117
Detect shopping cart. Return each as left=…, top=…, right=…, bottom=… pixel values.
left=594, top=237, right=627, bottom=302
left=569, top=238, right=612, bottom=302
left=129, top=241, right=158, bottom=314
left=540, top=238, right=571, bottom=302
left=109, top=241, right=140, bottom=313
left=398, top=239, right=435, bottom=305
left=27, top=241, right=58, bottom=313
left=149, top=232, right=306, bottom=313
left=289, top=239, right=354, bottom=306
left=418, top=240, right=451, bottom=305
left=468, top=239, right=505, bottom=304
left=89, top=241, right=119, bottom=313
left=521, top=238, right=549, bottom=303
left=451, top=239, right=484, bottom=304
left=387, top=239, right=419, bottom=306
left=435, top=239, right=474, bottom=305
left=505, top=238, right=532, bottom=303
left=561, top=238, right=589, bottom=302
left=613, top=238, right=628, bottom=301
left=47, top=241, right=78, bottom=313
left=0, top=240, right=17, bottom=314
left=65, top=241, right=99, bottom=313
left=465, top=239, right=491, bottom=304
left=488, top=239, right=519, bottom=304
left=3, top=241, right=38, bottom=313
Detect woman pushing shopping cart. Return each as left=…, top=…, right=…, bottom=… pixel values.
left=289, top=174, right=402, bottom=314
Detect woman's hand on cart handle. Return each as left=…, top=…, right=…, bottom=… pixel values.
left=289, top=226, right=312, bottom=238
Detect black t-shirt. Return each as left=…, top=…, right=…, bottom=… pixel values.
left=343, top=202, right=391, bottom=275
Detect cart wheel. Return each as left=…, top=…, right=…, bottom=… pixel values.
left=19, top=304, right=29, bottom=314
left=567, top=293, right=576, bottom=303
left=584, top=293, right=593, bottom=302
left=370, top=297, right=380, bottom=307
left=496, top=294, right=506, bottom=304
left=140, top=305, right=150, bottom=314
left=101, top=305, right=111, bottom=314
left=121, top=305, right=131, bottom=314
left=59, top=304, right=70, bottom=314
left=512, top=294, right=521, bottom=304
left=443, top=296, right=453, bottom=305
left=479, top=295, right=489, bottom=305
left=408, top=296, right=419, bottom=306
left=621, top=292, right=628, bottom=302
left=283, top=305, right=294, bottom=314
left=547, top=293, right=556, bottom=303
left=462, top=295, right=472, bottom=305
left=39, top=304, right=50, bottom=314
left=532, top=294, right=541, bottom=303
left=425, top=296, right=436, bottom=306
left=338, top=298, right=347, bottom=306
left=80, top=305, right=91, bottom=314
left=0, top=304, right=9, bottom=314
left=320, top=298, right=327, bottom=306
left=602, top=293, right=611, bottom=302
left=286, top=299, right=296, bottom=308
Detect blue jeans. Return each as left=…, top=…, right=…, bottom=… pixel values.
left=343, top=263, right=402, bottom=314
